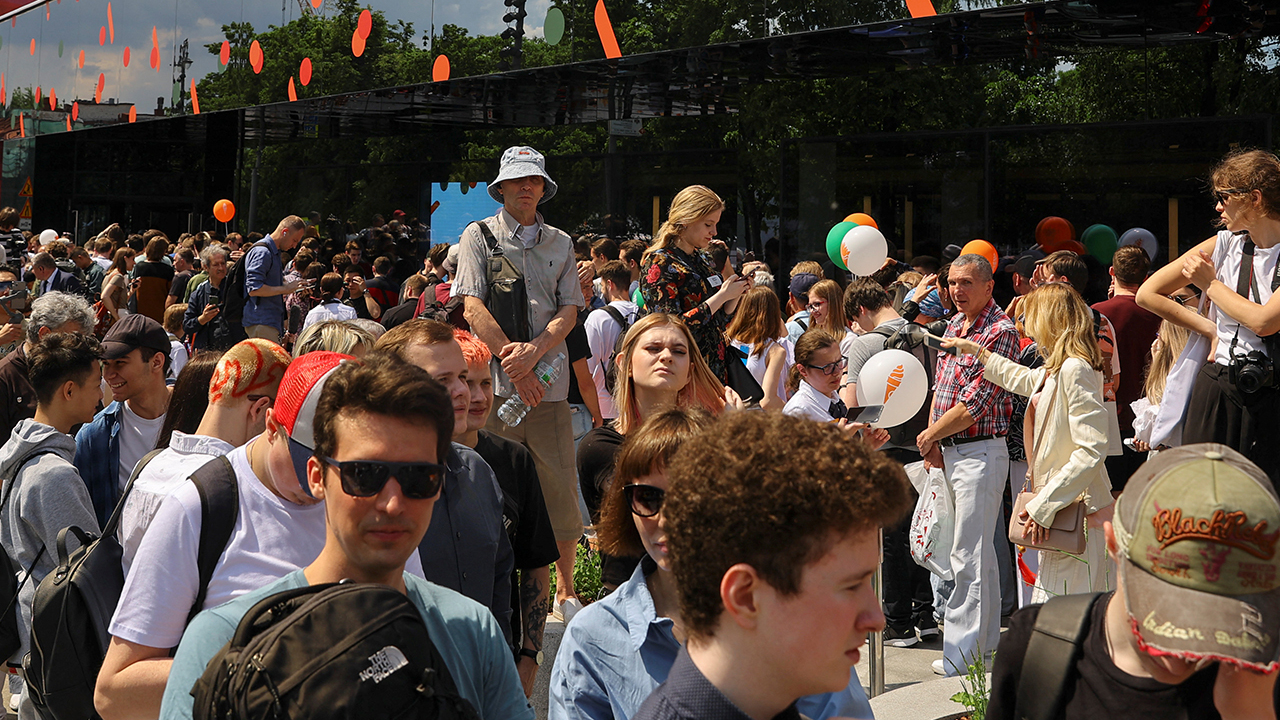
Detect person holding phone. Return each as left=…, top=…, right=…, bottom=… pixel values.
left=639, top=185, right=747, bottom=385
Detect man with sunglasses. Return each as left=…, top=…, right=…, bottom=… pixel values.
left=375, top=320, right=515, bottom=643
left=97, top=351, right=427, bottom=720
left=160, top=353, right=533, bottom=720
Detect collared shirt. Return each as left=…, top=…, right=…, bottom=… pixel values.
left=416, top=443, right=514, bottom=644
left=632, top=647, right=804, bottom=720
left=551, top=559, right=872, bottom=720
left=451, top=209, right=585, bottom=401
left=242, top=236, right=285, bottom=330
left=782, top=379, right=840, bottom=423
left=301, top=299, right=357, bottom=329
left=932, top=299, right=1019, bottom=438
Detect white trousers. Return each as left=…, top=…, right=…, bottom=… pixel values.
left=1008, top=459, right=1038, bottom=609
left=940, top=438, right=1008, bottom=676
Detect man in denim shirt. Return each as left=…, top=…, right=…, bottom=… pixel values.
left=243, top=215, right=306, bottom=344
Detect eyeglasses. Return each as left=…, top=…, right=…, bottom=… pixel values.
left=1213, top=188, right=1249, bottom=204
left=623, top=484, right=666, bottom=518
left=319, top=455, right=446, bottom=500
left=804, top=357, right=848, bottom=376
left=806, top=300, right=826, bottom=310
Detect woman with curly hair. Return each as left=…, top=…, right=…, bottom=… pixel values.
left=638, top=186, right=747, bottom=383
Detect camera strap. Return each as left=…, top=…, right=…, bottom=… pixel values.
left=1238, top=237, right=1259, bottom=301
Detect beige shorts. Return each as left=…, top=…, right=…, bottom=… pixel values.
left=245, top=324, right=281, bottom=345
left=485, top=399, right=583, bottom=543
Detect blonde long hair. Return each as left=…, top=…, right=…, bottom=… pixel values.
left=725, top=287, right=785, bottom=358
left=1020, top=283, right=1104, bottom=374
left=1144, top=320, right=1190, bottom=404
left=612, top=313, right=726, bottom=435
left=808, top=279, right=847, bottom=336
left=641, top=185, right=724, bottom=267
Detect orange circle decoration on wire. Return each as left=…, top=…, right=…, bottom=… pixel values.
left=960, top=239, right=999, bottom=270
left=150, top=45, right=159, bottom=70
left=128, top=106, right=136, bottom=123
left=47, top=87, right=54, bottom=110
left=28, top=38, right=33, bottom=55
left=151, top=26, right=158, bottom=48
left=299, top=57, right=312, bottom=85
left=219, top=40, right=230, bottom=66
left=432, top=54, right=450, bottom=82
left=98, top=26, right=104, bottom=45
left=843, top=212, right=879, bottom=229
left=357, top=9, right=372, bottom=39
left=95, top=73, right=104, bottom=103
left=351, top=29, right=365, bottom=57
left=72, top=101, right=78, bottom=121
left=122, top=46, right=129, bottom=67
left=33, top=87, right=40, bottom=106
left=310, top=0, right=321, bottom=7
left=287, top=76, right=297, bottom=102
left=78, top=49, right=84, bottom=68
left=213, top=199, right=235, bottom=223
left=249, top=40, right=263, bottom=73
left=106, top=2, right=113, bottom=43
left=190, top=79, right=200, bottom=114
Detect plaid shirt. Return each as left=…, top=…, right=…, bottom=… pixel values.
left=931, top=299, right=1020, bottom=438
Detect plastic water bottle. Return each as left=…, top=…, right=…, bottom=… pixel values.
left=498, top=353, right=566, bottom=427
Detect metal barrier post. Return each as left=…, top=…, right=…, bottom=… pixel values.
left=868, top=528, right=885, bottom=697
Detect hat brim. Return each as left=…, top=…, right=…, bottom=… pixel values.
left=288, top=436, right=317, bottom=499
left=488, top=162, right=558, bottom=204
left=102, top=340, right=139, bottom=360
left=1119, top=557, right=1280, bottom=670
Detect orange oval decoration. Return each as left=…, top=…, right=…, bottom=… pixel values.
left=47, top=87, right=54, bottom=110
left=78, top=49, right=84, bottom=68
left=98, top=26, right=104, bottom=45
left=219, top=40, right=229, bottom=66
left=128, top=106, right=136, bottom=122
left=95, top=73, right=104, bottom=103
left=594, top=0, right=621, bottom=59
left=18, top=114, right=24, bottom=138
left=150, top=45, right=159, bottom=69
left=432, top=54, right=450, bottom=82
left=299, top=57, right=312, bottom=85
left=357, top=9, right=372, bottom=39
left=351, top=29, right=365, bottom=57
left=122, top=46, right=129, bottom=66
left=287, top=77, right=297, bottom=101
left=33, top=87, right=40, bottom=106
left=310, top=0, right=320, bottom=7
left=65, top=116, right=70, bottom=132
left=28, top=38, right=33, bottom=55
left=151, top=26, right=158, bottom=48
left=190, top=79, right=199, bottom=114
left=106, top=2, right=113, bottom=43
left=72, top=101, right=78, bottom=120
left=249, top=40, right=263, bottom=73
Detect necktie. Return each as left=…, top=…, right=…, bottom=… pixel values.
left=828, top=398, right=847, bottom=420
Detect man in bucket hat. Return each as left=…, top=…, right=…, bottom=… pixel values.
left=988, top=443, right=1280, bottom=719
left=452, top=146, right=586, bottom=621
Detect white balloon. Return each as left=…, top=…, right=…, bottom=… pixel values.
left=842, top=225, right=888, bottom=276
left=857, top=349, right=928, bottom=429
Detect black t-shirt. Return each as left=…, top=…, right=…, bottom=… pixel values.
left=988, top=592, right=1279, bottom=720
left=474, top=431, right=560, bottom=647
left=566, top=308, right=592, bottom=405
left=576, top=423, right=639, bottom=588
left=380, top=299, right=419, bottom=330
left=169, top=270, right=192, bottom=299
left=134, top=260, right=175, bottom=283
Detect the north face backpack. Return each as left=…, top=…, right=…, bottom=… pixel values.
left=191, top=582, right=482, bottom=720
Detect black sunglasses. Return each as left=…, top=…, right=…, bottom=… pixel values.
left=319, top=455, right=446, bottom=500
left=623, top=484, right=666, bottom=518
left=804, top=357, right=848, bottom=376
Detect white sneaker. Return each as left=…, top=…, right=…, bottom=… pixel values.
left=554, top=597, right=584, bottom=624
left=932, top=658, right=949, bottom=676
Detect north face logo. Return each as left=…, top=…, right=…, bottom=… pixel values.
left=358, top=646, right=409, bottom=684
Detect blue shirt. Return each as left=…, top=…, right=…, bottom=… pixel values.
left=242, top=236, right=284, bottom=330
left=785, top=310, right=811, bottom=346
left=549, top=559, right=873, bottom=720
left=73, top=400, right=124, bottom=528
left=160, top=569, right=533, bottom=720
left=418, top=444, right=514, bottom=645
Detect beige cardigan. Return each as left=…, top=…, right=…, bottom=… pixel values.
left=982, top=353, right=1114, bottom=526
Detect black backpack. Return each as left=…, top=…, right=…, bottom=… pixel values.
left=1015, top=592, right=1104, bottom=720
left=0, top=449, right=60, bottom=662
left=191, top=582, right=482, bottom=720
left=868, top=322, right=936, bottom=447
left=221, top=241, right=272, bottom=328
left=24, top=452, right=238, bottom=720
left=601, top=305, right=633, bottom=394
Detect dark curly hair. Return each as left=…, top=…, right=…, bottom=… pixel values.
left=664, top=411, right=910, bottom=641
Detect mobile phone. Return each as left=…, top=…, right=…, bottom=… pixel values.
left=846, top=405, right=884, bottom=425
left=920, top=331, right=958, bottom=356
left=1123, top=438, right=1137, bottom=451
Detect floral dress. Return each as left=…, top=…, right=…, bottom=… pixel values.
left=640, top=246, right=731, bottom=383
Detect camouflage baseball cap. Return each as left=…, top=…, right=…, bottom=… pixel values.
left=1114, top=443, right=1280, bottom=670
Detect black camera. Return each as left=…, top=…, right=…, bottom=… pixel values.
left=1229, top=332, right=1276, bottom=394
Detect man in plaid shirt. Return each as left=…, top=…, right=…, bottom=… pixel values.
left=916, top=254, right=1019, bottom=677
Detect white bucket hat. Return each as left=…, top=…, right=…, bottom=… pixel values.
left=489, top=146, right=558, bottom=204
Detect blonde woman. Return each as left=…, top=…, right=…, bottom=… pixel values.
left=725, top=287, right=792, bottom=409
left=101, top=247, right=136, bottom=323
left=1130, top=319, right=1192, bottom=453
left=943, top=282, right=1113, bottom=601
left=640, top=186, right=747, bottom=384
left=806, top=279, right=858, bottom=355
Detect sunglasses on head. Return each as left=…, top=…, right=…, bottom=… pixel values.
left=319, top=455, right=446, bottom=500
left=624, top=484, right=666, bottom=518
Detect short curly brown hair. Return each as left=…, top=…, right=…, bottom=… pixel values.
left=665, top=411, right=910, bottom=641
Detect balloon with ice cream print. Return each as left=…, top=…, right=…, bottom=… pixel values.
left=855, top=349, right=928, bottom=428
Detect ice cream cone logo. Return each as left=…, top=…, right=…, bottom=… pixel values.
left=883, top=364, right=905, bottom=403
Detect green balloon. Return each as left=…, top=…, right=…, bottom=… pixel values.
left=544, top=7, right=565, bottom=46
left=825, top=221, right=858, bottom=270
left=1081, top=223, right=1119, bottom=264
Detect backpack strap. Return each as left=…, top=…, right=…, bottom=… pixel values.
left=0, top=449, right=63, bottom=621
left=603, top=305, right=627, bottom=330
left=187, top=456, right=239, bottom=625
left=1016, top=592, right=1104, bottom=720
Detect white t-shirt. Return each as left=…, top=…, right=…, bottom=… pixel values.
left=732, top=336, right=794, bottom=402
left=584, top=300, right=638, bottom=419
left=118, top=402, right=166, bottom=493
left=302, top=299, right=357, bottom=329
left=517, top=224, right=538, bottom=248
left=1213, top=230, right=1280, bottom=365
left=109, top=442, right=425, bottom=650
left=168, top=337, right=189, bottom=381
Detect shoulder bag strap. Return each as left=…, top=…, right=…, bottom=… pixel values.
left=1015, top=592, right=1104, bottom=720
left=101, top=446, right=166, bottom=540
left=187, top=455, right=239, bottom=625
left=471, top=221, right=501, bottom=258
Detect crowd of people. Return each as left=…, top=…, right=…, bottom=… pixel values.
left=0, top=142, right=1271, bottom=720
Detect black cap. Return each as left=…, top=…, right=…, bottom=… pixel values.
left=1008, top=253, right=1039, bottom=280
left=102, top=314, right=170, bottom=360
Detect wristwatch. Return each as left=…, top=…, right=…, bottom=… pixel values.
left=517, top=648, right=544, bottom=665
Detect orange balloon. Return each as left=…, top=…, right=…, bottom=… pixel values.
left=432, top=54, right=450, bottom=82
left=150, top=45, right=160, bottom=70
left=219, top=40, right=230, bottom=66
left=357, top=9, right=372, bottom=39
left=47, top=87, right=54, bottom=110
left=351, top=29, right=365, bottom=57
left=95, top=73, right=104, bottom=103
left=213, top=199, right=235, bottom=223
left=122, top=46, right=129, bottom=67
left=72, top=101, right=79, bottom=121
left=843, top=212, right=878, bottom=229
left=249, top=40, right=263, bottom=73
left=98, top=26, right=105, bottom=46
left=1035, top=216, right=1075, bottom=252
left=961, top=239, right=999, bottom=270
left=299, top=57, right=312, bottom=85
